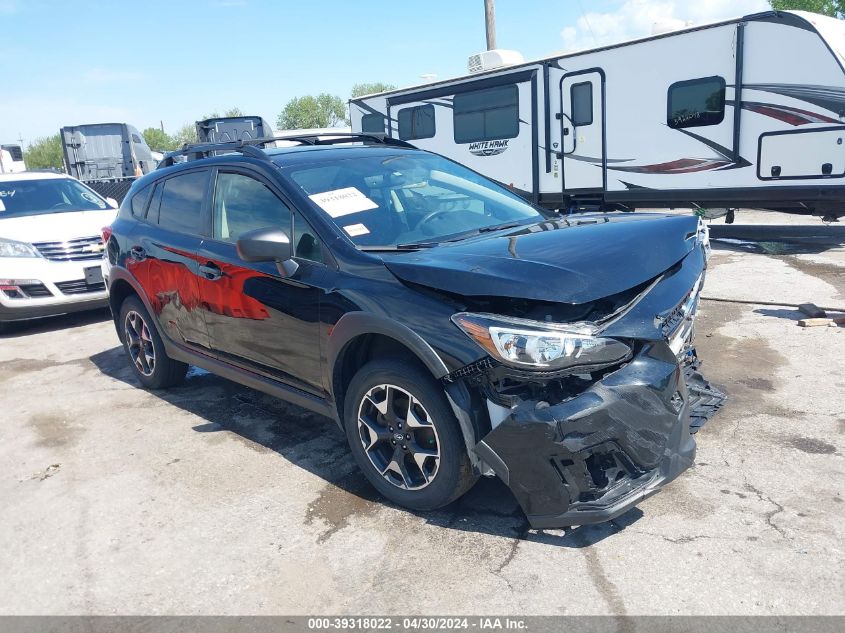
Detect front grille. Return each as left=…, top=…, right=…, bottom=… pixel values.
left=32, top=236, right=104, bottom=262
left=55, top=279, right=106, bottom=295
left=18, top=283, right=53, bottom=298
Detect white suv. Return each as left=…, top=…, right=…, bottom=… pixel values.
left=0, top=171, right=118, bottom=330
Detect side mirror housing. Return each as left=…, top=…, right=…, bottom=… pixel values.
left=106, top=197, right=119, bottom=209
left=236, top=227, right=298, bottom=277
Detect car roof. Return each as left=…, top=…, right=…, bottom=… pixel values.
left=0, top=170, right=71, bottom=182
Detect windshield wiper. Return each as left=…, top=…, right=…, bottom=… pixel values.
left=359, top=241, right=439, bottom=252
left=477, top=221, right=524, bottom=233
left=443, top=221, right=529, bottom=243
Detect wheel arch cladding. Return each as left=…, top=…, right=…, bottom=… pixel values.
left=108, top=277, right=139, bottom=326
left=107, top=267, right=159, bottom=338
left=327, top=313, right=484, bottom=467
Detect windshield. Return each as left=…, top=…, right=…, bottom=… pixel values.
left=0, top=178, right=109, bottom=219
left=282, top=152, right=545, bottom=248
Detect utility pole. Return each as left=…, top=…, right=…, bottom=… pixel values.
left=484, top=0, right=496, bottom=50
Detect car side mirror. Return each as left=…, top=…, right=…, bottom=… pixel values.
left=236, top=227, right=299, bottom=277
left=106, top=197, right=119, bottom=209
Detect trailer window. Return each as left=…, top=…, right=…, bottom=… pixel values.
left=1, top=144, right=23, bottom=161
left=668, top=76, right=726, bottom=129
left=571, top=82, right=593, bottom=126
left=453, top=84, right=519, bottom=144
left=398, top=105, right=435, bottom=140
left=361, top=113, right=386, bottom=134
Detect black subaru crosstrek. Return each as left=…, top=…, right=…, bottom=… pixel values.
left=104, top=134, right=723, bottom=528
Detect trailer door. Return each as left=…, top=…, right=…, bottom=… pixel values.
left=559, top=70, right=605, bottom=195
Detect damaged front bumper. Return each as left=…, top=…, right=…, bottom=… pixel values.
left=465, top=246, right=725, bottom=528
left=474, top=344, right=723, bottom=528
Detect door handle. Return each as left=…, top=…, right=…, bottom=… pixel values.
left=199, top=262, right=223, bottom=281
left=130, top=245, right=146, bottom=260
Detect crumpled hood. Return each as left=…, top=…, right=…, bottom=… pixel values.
left=384, top=214, right=700, bottom=304
left=0, top=208, right=117, bottom=243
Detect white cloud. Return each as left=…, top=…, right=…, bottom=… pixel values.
left=560, top=0, right=770, bottom=51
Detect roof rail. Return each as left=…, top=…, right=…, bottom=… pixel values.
left=158, top=141, right=268, bottom=168
left=271, top=133, right=416, bottom=149
left=157, top=133, right=415, bottom=169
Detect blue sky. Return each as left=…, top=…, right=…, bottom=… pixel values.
left=0, top=0, right=769, bottom=144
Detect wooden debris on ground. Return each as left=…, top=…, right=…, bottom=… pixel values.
left=795, top=303, right=845, bottom=327
left=797, top=314, right=845, bottom=328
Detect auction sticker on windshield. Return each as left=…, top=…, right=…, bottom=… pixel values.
left=309, top=187, right=377, bottom=218
left=343, top=223, right=370, bottom=237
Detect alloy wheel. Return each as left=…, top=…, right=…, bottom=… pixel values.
left=124, top=310, right=156, bottom=377
left=357, top=384, right=441, bottom=490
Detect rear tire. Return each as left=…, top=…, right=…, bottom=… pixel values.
left=118, top=295, right=187, bottom=389
left=343, top=358, right=477, bottom=511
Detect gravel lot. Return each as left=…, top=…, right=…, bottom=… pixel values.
left=1, top=214, right=843, bottom=615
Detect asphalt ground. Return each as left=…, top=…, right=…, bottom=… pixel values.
left=0, top=213, right=842, bottom=615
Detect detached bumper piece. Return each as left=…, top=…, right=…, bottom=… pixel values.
left=474, top=343, right=720, bottom=529
left=685, top=361, right=727, bottom=433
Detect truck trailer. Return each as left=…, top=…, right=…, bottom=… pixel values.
left=60, top=123, right=155, bottom=203
left=350, top=10, right=845, bottom=220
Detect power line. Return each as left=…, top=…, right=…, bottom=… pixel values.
left=576, top=0, right=598, bottom=46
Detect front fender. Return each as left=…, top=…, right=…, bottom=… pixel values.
left=327, top=312, right=484, bottom=468
left=327, top=312, right=450, bottom=388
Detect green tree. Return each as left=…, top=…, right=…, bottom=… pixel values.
left=350, top=82, right=397, bottom=98
left=277, top=94, right=347, bottom=130
left=141, top=127, right=177, bottom=152
left=770, top=0, right=844, bottom=17
left=173, top=122, right=198, bottom=146
left=201, top=107, right=245, bottom=119
left=24, top=134, right=64, bottom=170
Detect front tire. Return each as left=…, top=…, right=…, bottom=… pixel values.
left=118, top=295, right=187, bottom=389
left=343, top=359, right=477, bottom=511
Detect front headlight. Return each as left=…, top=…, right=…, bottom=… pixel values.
left=452, top=312, right=632, bottom=372
left=0, top=237, right=41, bottom=258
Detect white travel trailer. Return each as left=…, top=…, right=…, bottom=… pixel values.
left=350, top=11, right=845, bottom=219
left=0, top=144, right=26, bottom=173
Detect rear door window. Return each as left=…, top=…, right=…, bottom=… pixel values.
left=156, top=170, right=209, bottom=234
left=130, top=184, right=153, bottom=218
